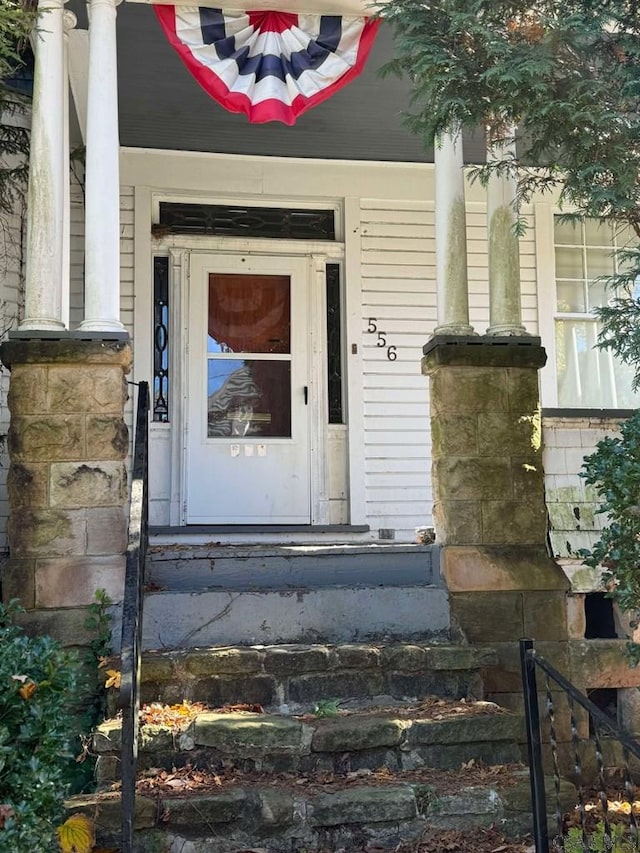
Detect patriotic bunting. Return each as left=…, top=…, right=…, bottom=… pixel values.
left=154, top=6, right=380, bottom=125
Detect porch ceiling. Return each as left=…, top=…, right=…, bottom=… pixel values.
left=69, top=2, right=486, bottom=163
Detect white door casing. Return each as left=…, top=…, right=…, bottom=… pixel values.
left=186, top=252, right=311, bottom=523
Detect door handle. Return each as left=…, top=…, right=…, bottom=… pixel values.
left=303, top=386, right=308, bottom=405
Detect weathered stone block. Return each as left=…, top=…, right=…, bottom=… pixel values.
left=441, top=546, right=569, bottom=593
left=47, top=366, right=126, bottom=414
left=50, top=461, right=127, bottom=508
left=423, top=786, right=502, bottom=830
left=9, top=415, right=85, bottom=462
left=481, top=500, right=548, bottom=545
left=433, top=500, right=482, bottom=545
left=1, top=558, right=35, bottom=608
left=194, top=713, right=308, bottom=755
left=70, top=792, right=156, bottom=832
left=333, top=644, right=380, bottom=669
left=309, top=787, right=417, bottom=826
left=523, top=591, right=567, bottom=641
left=424, top=645, right=495, bottom=670
left=259, top=789, right=294, bottom=827
left=7, top=462, right=48, bottom=508
left=185, top=647, right=264, bottom=676
left=429, top=367, right=508, bottom=414
left=7, top=365, right=47, bottom=414
left=477, top=412, right=540, bottom=457
left=506, top=367, right=542, bottom=412
left=566, top=594, right=587, bottom=639
left=35, top=555, right=125, bottom=608
left=431, top=414, right=478, bottom=457
left=569, top=639, right=640, bottom=689
left=410, top=713, right=521, bottom=746
left=160, top=790, right=247, bottom=827
left=450, top=592, right=524, bottom=643
left=8, top=508, right=86, bottom=557
left=86, top=416, right=129, bottom=460
left=264, top=645, right=330, bottom=675
left=311, top=717, right=405, bottom=752
left=432, top=501, right=482, bottom=545
left=86, top=507, right=127, bottom=555
left=511, top=457, right=545, bottom=500
left=289, top=672, right=384, bottom=703
left=434, top=457, right=512, bottom=502
left=195, top=675, right=276, bottom=707
left=380, top=644, right=427, bottom=671
left=14, top=606, right=95, bottom=646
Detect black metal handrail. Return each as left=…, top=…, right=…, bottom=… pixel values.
left=520, top=638, right=640, bottom=853
left=119, top=381, right=150, bottom=853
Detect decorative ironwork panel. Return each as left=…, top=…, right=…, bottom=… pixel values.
left=157, top=202, right=336, bottom=241
left=153, top=256, right=169, bottom=422
left=326, top=263, right=343, bottom=424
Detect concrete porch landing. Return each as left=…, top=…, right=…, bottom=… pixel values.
left=133, top=541, right=449, bottom=650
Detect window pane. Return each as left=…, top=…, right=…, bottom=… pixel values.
left=587, top=279, right=608, bottom=310
left=208, top=274, right=290, bottom=354
left=557, top=280, right=586, bottom=312
left=555, top=247, right=584, bottom=279
left=554, top=218, right=582, bottom=245
left=207, top=359, right=291, bottom=438
left=586, top=247, right=614, bottom=279
left=556, top=320, right=637, bottom=407
left=584, top=218, right=613, bottom=245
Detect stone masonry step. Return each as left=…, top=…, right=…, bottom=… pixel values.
left=93, top=702, right=524, bottom=784
left=146, top=543, right=440, bottom=592
left=127, top=584, right=451, bottom=649
left=67, top=767, right=577, bottom=852
left=118, top=642, right=494, bottom=709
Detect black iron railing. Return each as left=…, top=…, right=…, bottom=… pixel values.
left=119, top=381, right=150, bottom=853
left=520, top=638, right=640, bottom=852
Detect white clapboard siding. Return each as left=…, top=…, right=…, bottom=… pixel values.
left=359, top=198, right=538, bottom=540
left=0, top=198, right=25, bottom=548
left=360, top=199, right=435, bottom=539
left=119, top=187, right=136, bottom=449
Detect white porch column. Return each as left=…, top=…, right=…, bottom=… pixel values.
left=78, top=0, right=126, bottom=333
left=433, top=130, right=474, bottom=336
left=19, top=0, right=67, bottom=332
left=486, top=128, right=527, bottom=336
left=62, top=10, right=76, bottom=330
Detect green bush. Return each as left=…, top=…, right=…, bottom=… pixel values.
left=0, top=601, right=78, bottom=852
left=581, top=409, right=640, bottom=663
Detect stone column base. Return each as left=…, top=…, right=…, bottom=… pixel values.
left=0, top=338, right=132, bottom=646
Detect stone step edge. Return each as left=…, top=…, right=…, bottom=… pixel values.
left=94, top=707, right=525, bottom=757
left=132, top=642, right=498, bottom=681
left=67, top=772, right=575, bottom=842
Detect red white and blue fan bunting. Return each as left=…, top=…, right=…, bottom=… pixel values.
left=154, top=6, right=380, bottom=124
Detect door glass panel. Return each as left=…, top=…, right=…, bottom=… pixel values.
left=208, top=274, right=290, bottom=354
left=207, top=360, right=291, bottom=437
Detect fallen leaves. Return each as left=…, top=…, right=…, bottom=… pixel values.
left=56, top=814, right=95, bottom=853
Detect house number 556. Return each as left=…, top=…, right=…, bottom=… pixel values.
left=367, top=318, right=397, bottom=361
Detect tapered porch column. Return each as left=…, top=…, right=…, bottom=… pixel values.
left=78, top=0, right=126, bottom=333
left=19, top=0, right=67, bottom=332
left=62, top=10, right=76, bottom=330
left=486, top=128, right=527, bottom=336
left=433, top=131, right=475, bottom=336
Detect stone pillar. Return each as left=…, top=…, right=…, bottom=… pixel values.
left=486, top=129, right=527, bottom=336
left=0, top=339, right=132, bottom=645
left=423, top=337, right=568, bottom=621
left=434, top=131, right=475, bottom=336
left=78, top=0, right=126, bottom=333
left=19, top=0, right=67, bottom=333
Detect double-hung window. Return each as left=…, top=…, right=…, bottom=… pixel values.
left=552, top=216, right=638, bottom=409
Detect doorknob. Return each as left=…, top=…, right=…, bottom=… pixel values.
left=303, top=386, right=308, bottom=405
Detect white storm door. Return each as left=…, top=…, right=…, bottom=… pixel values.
left=186, top=253, right=311, bottom=524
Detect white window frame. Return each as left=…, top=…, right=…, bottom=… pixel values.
left=535, top=202, right=637, bottom=410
